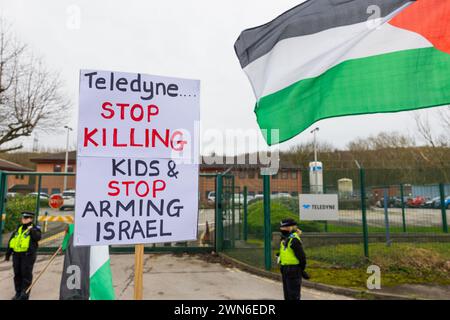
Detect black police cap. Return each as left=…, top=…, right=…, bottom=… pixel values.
left=21, top=211, right=35, bottom=218
left=280, top=218, right=297, bottom=227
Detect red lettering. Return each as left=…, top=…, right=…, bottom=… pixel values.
left=84, top=128, right=98, bottom=147
left=147, top=104, right=159, bottom=122
left=135, top=181, right=150, bottom=197
left=170, top=130, right=187, bottom=151
left=113, top=128, right=127, bottom=147
left=152, top=129, right=169, bottom=147
left=130, top=128, right=143, bottom=147
left=117, top=103, right=130, bottom=120
left=152, top=180, right=166, bottom=198
left=130, top=104, right=144, bottom=122
left=122, top=181, right=135, bottom=196
left=107, top=180, right=120, bottom=196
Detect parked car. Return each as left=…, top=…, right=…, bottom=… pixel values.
left=28, top=192, right=50, bottom=200
left=271, top=193, right=292, bottom=199
left=424, top=196, right=440, bottom=209
left=207, top=191, right=215, bottom=204
left=59, top=189, right=76, bottom=211
left=406, top=196, right=426, bottom=208
left=6, top=192, right=18, bottom=198
left=434, top=196, right=450, bottom=209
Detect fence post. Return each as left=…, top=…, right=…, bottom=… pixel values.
left=215, top=175, right=224, bottom=252
left=231, top=178, right=235, bottom=248
left=359, top=168, right=369, bottom=258
left=383, top=188, right=391, bottom=246
left=243, top=186, right=248, bottom=241
left=439, top=183, right=448, bottom=234
left=400, top=184, right=407, bottom=232
left=34, top=175, right=42, bottom=225
left=0, top=171, right=6, bottom=247
left=263, top=174, right=272, bottom=271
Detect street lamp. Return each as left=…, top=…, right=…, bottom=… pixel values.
left=310, top=127, right=320, bottom=193
left=63, top=125, right=73, bottom=191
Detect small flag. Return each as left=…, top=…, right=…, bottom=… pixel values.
left=235, top=0, right=450, bottom=145
left=60, top=224, right=115, bottom=300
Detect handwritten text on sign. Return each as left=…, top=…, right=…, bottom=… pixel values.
left=74, top=70, right=199, bottom=246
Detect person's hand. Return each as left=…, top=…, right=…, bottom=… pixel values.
left=301, top=270, right=310, bottom=280
left=4, top=255, right=10, bottom=262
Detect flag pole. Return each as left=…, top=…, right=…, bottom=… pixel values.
left=26, top=245, right=62, bottom=295
left=134, top=244, right=144, bottom=300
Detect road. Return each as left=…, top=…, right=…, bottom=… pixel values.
left=0, top=253, right=353, bottom=300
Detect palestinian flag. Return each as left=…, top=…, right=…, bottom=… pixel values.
left=235, top=0, right=450, bottom=145
left=60, top=224, right=115, bottom=300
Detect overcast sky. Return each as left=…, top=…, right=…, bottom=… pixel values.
left=0, top=0, right=447, bottom=154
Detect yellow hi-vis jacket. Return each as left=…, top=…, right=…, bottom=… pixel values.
left=9, top=225, right=31, bottom=253
left=279, top=232, right=301, bottom=266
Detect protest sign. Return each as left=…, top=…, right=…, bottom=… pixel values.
left=75, top=69, right=200, bottom=246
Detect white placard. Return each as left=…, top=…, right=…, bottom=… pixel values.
left=77, top=69, right=200, bottom=159
left=75, top=69, right=200, bottom=246
left=299, top=194, right=339, bottom=221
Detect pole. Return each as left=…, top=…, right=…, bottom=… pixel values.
left=359, top=168, right=369, bottom=258
left=0, top=172, right=6, bottom=247
left=439, top=183, right=448, bottom=233
left=26, top=245, right=62, bottom=294
left=215, top=175, right=223, bottom=252
left=263, top=174, right=272, bottom=271
left=35, top=175, right=42, bottom=225
left=63, top=126, right=72, bottom=192
left=134, top=244, right=144, bottom=300
left=243, top=186, right=248, bottom=241
left=400, top=184, right=407, bottom=232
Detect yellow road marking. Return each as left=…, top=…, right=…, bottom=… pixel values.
left=40, top=231, right=66, bottom=245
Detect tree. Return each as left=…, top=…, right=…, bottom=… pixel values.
left=0, top=19, right=69, bottom=152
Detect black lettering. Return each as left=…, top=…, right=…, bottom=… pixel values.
left=100, top=200, right=113, bottom=217
left=147, top=199, right=164, bottom=216
left=82, top=201, right=98, bottom=218
left=112, top=159, right=126, bottom=176
left=149, top=160, right=160, bottom=176
left=146, top=220, right=157, bottom=238
left=116, top=77, right=128, bottom=91
left=167, top=84, right=178, bottom=97
left=142, top=81, right=154, bottom=100
left=95, top=77, right=106, bottom=89
left=167, top=199, right=183, bottom=217
left=155, top=82, right=166, bottom=95
left=84, top=72, right=97, bottom=88
left=130, top=73, right=141, bottom=91
left=96, top=222, right=100, bottom=241
left=103, top=222, right=115, bottom=240
left=119, top=220, right=131, bottom=240
left=117, top=200, right=135, bottom=217
left=160, top=219, right=172, bottom=237
left=135, top=160, right=148, bottom=176
left=131, top=221, right=145, bottom=239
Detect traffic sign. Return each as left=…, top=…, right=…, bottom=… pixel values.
left=49, top=194, right=64, bottom=209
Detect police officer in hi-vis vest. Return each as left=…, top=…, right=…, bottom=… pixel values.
left=277, top=218, right=309, bottom=300
left=5, top=211, right=41, bottom=300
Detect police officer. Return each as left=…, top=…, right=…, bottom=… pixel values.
left=4, top=211, right=42, bottom=300
left=277, top=218, right=309, bottom=300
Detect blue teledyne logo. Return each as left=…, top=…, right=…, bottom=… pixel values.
left=302, top=204, right=311, bottom=209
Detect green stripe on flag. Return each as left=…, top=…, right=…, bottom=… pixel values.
left=256, top=47, right=450, bottom=145
left=90, top=260, right=115, bottom=300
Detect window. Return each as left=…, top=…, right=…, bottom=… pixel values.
left=15, top=175, right=24, bottom=180
left=248, top=170, right=255, bottom=179
left=205, top=191, right=210, bottom=199
left=51, top=188, right=61, bottom=195
left=54, top=165, right=62, bottom=172
left=272, top=173, right=278, bottom=179
left=67, top=165, right=74, bottom=173
left=238, top=171, right=246, bottom=179
left=281, top=171, right=288, bottom=179
left=291, top=171, right=297, bottom=179
left=42, top=188, right=49, bottom=194
left=291, top=192, right=298, bottom=197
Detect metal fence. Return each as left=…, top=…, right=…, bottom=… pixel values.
left=215, top=167, right=450, bottom=272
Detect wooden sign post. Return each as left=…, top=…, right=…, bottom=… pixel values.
left=134, top=244, right=144, bottom=300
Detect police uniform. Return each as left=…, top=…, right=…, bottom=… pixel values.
left=5, top=211, right=42, bottom=300
left=278, top=219, right=308, bottom=300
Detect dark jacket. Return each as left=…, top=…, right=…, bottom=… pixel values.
left=5, top=222, right=42, bottom=259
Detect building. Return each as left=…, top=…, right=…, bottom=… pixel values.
left=0, top=158, right=33, bottom=194
left=30, top=151, right=76, bottom=194
left=30, top=152, right=302, bottom=200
